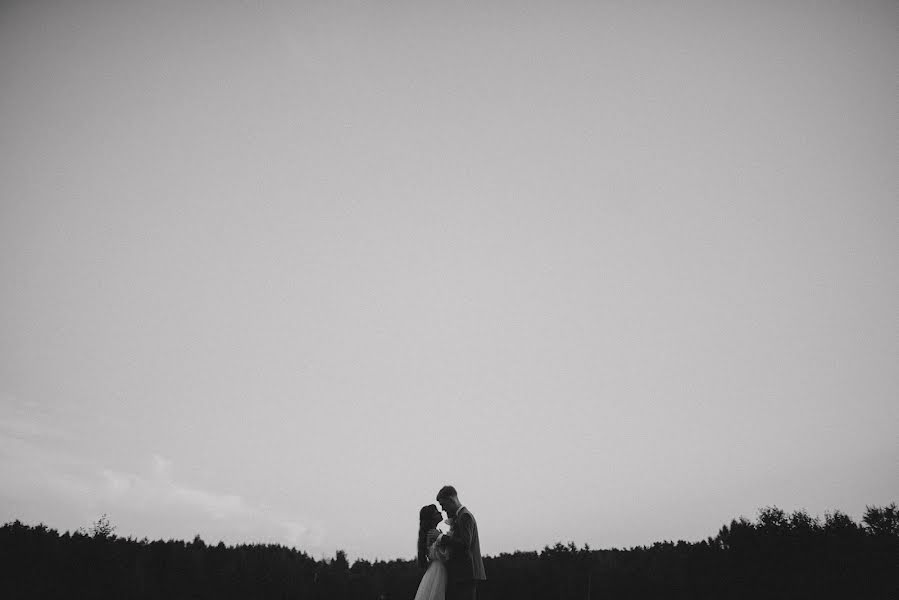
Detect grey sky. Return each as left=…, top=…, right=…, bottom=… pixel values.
left=1, top=1, right=897, bottom=560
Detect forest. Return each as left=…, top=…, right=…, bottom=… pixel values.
left=1, top=504, right=896, bottom=599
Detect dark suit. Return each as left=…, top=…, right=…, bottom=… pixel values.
left=441, top=507, right=485, bottom=600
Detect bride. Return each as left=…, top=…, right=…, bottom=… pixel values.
left=413, top=504, right=450, bottom=600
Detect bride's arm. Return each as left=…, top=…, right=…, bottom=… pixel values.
left=426, top=529, right=439, bottom=547
left=426, top=529, right=441, bottom=559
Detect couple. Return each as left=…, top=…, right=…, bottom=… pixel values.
left=414, top=486, right=486, bottom=600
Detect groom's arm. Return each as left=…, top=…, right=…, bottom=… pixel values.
left=442, top=513, right=474, bottom=552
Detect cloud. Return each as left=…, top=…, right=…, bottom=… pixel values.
left=0, top=398, right=323, bottom=549
left=0, top=397, right=112, bottom=505
left=99, top=454, right=324, bottom=548
left=0, top=416, right=75, bottom=442
left=0, top=395, right=77, bottom=443
left=100, top=456, right=245, bottom=519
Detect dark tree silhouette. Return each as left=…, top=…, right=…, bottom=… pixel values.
left=1, top=504, right=896, bottom=599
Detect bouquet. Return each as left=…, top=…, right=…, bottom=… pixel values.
left=433, top=517, right=454, bottom=562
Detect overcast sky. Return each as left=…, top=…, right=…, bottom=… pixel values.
left=1, top=0, right=897, bottom=561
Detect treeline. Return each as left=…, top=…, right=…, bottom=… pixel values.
left=1, top=504, right=896, bottom=599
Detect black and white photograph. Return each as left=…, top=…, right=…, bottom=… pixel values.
left=1, top=1, right=897, bottom=598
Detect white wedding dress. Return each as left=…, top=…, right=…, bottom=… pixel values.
left=413, top=530, right=449, bottom=600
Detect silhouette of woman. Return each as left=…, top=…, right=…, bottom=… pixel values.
left=414, top=504, right=449, bottom=600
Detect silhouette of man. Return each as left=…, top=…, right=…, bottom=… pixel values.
left=436, top=485, right=485, bottom=600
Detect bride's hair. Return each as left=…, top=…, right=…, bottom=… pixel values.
left=417, top=504, right=441, bottom=569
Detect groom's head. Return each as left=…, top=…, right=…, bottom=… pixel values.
left=436, top=485, right=461, bottom=516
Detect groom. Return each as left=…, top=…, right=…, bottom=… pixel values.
left=436, top=485, right=486, bottom=600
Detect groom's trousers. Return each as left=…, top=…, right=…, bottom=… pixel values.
left=447, top=580, right=477, bottom=600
